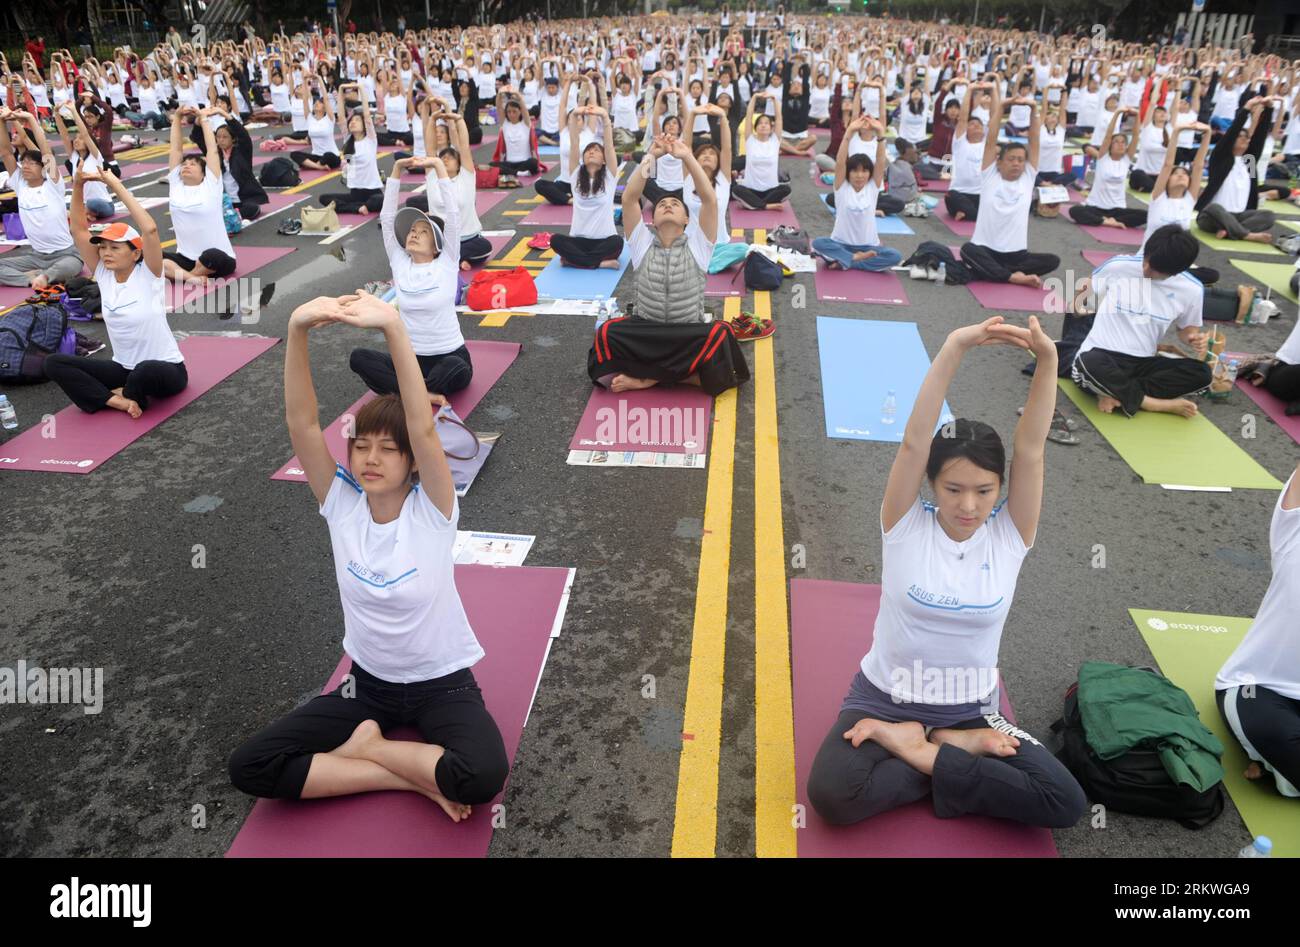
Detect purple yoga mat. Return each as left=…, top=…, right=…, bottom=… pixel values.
left=920, top=178, right=950, bottom=192
left=521, top=202, right=573, bottom=226
left=705, top=269, right=744, bottom=297
left=1081, top=249, right=1117, bottom=269
left=947, top=246, right=1066, bottom=313
left=569, top=384, right=714, bottom=456
left=226, top=563, right=571, bottom=858
left=0, top=285, right=33, bottom=310
left=165, top=246, right=297, bottom=312
left=272, top=340, right=521, bottom=482
left=791, top=579, right=1059, bottom=858
left=1232, top=361, right=1300, bottom=445
left=813, top=261, right=910, bottom=305
left=0, top=337, right=278, bottom=475
left=1077, top=222, right=1145, bottom=246
left=118, top=162, right=167, bottom=179
left=935, top=203, right=976, bottom=237
left=728, top=203, right=799, bottom=229
left=475, top=191, right=510, bottom=215
left=261, top=191, right=311, bottom=214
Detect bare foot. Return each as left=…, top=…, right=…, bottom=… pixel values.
left=357, top=206, right=372, bottom=216
left=1245, top=761, right=1264, bottom=781
left=1097, top=395, right=1121, bottom=414
left=610, top=374, right=658, bottom=393
left=852, top=250, right=878, bottom=261
left=334, top=720, right=471, bottom=821
left=875, top=209, right=885, bottom=217
left=824, top=259, right=846, bottom=270
left=598, top=258, right=622, bottom=268
left=1245, top=231, right=1274, bottom=243
left=106, top=394, right=142, bottom=418
left=766, top=203, right=784, bottom=210
left=931, top=726, right=1020, bottom=758
left=861, top=720, right=936, bottom=774
left=1008, top=272, right=1043, bottom=288
left=953, top=211, right=966, bottom=221
left=1142, top=396, right=1199, bottom=418
left=460, top=260, right=471, bottom=271
left=428, top=392, right=449, bottom=408
left=1101, top=216, right=1125, bottom=228
left=1215, top=229, right=1228, bottom=240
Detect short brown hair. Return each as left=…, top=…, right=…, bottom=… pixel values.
left=347, top=394, right=418, bottom=483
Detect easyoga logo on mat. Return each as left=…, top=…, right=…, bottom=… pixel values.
left=1146, top=616, right=1230, bottom=634
left=587, top=403, right=708, bottom=450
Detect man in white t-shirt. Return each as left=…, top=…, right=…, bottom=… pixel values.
left=1071, top=225, right=1212, bottom=418
left=958, top=89, right=1060, bottom=287
left=0, top=109, right=83, bottom=288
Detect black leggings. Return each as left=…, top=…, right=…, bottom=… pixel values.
left=1129, top=168, right=1159, bottom=192
left=349, top=344, right=473, bottom=396
left=731, top=182, right=791, bottom=208
left=319, top=187, right=384, bottom=215
left=551, top=233, right=624, bottom=268
left=1072, top=346, right=1212, bottom=417
left=535, top=177, right=572, bottom=205
left=228, top=663, right=509, bottom=805
left=807, top=708, right=1088, bottom=828
left=959, top=243, right=1060, bottom=283
left=44, top=354, right=188, bottom=413
left=643, top=179, right=685, bottom=207
left=235, top=201, right=261, bottom=221
left=1068, top=203, right=1148, bottom=228
left=492, top=157, right=539, bottom=176
left=944, top=189, right=981, bottom=219
left=1264, top=361, right=1300, bottom=410
left=376, top=130, right=414, bottom=146
left=1217, top=686, right=1300, bottom=797
left=290, top=150, right=342, bottom=169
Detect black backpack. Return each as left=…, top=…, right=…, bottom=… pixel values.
left=1052, top=673, right=1225, bottom=829
left=737, top=251, right=783, bottom=291
left=259, top=156, right=301, bottom=188
left=0, top=302, right=73, bottom=383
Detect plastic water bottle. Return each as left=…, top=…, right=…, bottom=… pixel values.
left=1222, top=358, right=1239, bottom=386
left=937, top=263, right=947, bottom=283
left=596, top=299, right=610, bottom=330
left=881, top=390, right=897, bottom=426
left=0, top=395, right=16, bottom=431
left=1238, top=836, right=1272, bottom=858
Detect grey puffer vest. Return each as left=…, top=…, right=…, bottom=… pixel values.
left=634, top=232, right=707, bottom=324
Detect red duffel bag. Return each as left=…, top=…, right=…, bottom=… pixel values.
left=465, top=266, right=539, bottom=311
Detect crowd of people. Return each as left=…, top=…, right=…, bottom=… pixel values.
left=1, top=8, right=1296, bottom=837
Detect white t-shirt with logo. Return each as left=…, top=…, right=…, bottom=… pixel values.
left=1078, top=255, right=1203, bottom=358
left=13, top=175, right=74, bottom=254
left=169, top=167, right=235, bottom=260
left=1142, top=192, right=1194, bottom=251
left=970, top=163, right=1035, bottom=253
left=96, top=262, right=183, bottom=370
left=682, top=172, right=730, bottom=245
left=569, top=165, right=617, bottom=240
left=346, top=136, right=383, bottom=190
left=320, top=464, right=484, bottom=684
left=381, top=177, right=463, bottom=356
left=1216, top=472, right=1300, bottom=701
left=1214, top=156, right=1252, bottom=214
left=861, top=498, right=1032, bottom=705
left=831, top=180, right=881, bottom=246
left=1086, top=154, right=1131, bottom=209
left=949, top=133, right=985, bottom=194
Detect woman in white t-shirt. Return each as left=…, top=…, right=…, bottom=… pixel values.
left=944, top=81, right=991, bottom=221
left=228, top=289, right=507, bottom=819
left=0, top=109, right=82, bottom=290
left=45, top=168, right=188, bottom=418
left=896, top=84, right=931, bottom=148
left=288, top=78, right=342, bottom=169
left=809, top=71, right=833, bottom=126
left=53, top=105, right=114, bottom=220
left=377, top=77, right=414, bottom=146
left=807, top=315, right=1086, bottom=830
left=1142, top=118, right=1216, bottom=281
left=1033, top=98, right=1070, bottom=186
left=1215, top=460, right=1300, bottom=799
left=1068, top=107, right=1148, bottom=229
left=680, top=99, right=733, bottom=254
left=551, top=105, right=625, bottom=269
left=316, top=84, right=385, bottom=215
left=161, top=107, right=237, bottom=285
left=733, top=92, right=792, bottom=210
left=811, top=115, right=901, bottom=272
left=418, top=109, right=494, bottom=268
left=1128, top=104, right=1174, bottom=192
left=488, top=92, right=541, bottom=184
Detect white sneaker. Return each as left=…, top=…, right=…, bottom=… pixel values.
left=909, top=264, right=928, bottom=280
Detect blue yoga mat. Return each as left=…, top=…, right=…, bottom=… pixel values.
left=539, top=144, right=561, bottom=155
left=534, top=246, right=632, bottom=300
left=816, top=316, right=953, bottom=442
left=818, top=194, right=914, bottom=234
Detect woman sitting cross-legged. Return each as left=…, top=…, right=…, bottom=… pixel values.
left=550, top=105, right=626, bottom=270
left=811, top=114, right=903, bottom=273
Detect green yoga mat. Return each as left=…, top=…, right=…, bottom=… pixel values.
left=1059, top=380, right=1284, bottom=490
left=1131, top=608, right=1298, bottom=858
left=1126, top=187, right=1151, bottom=206
left=1229, top=259, right=1299, bottom=304
left=1260, top=197, right=1300, bottom=218
left=1193, top=228, right=1286, bottom=256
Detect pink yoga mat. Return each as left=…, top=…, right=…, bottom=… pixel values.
left=813, top=261, right=909, bottom=305
left=791, top=578, right=1059, bottom=858
left=260, top=191, right=311, bottom=214
left=569, top=384, right=714, bottom=456
left=1077, top=222, right=1145, bottom=246
left=920, top=178, right=950, bottom=192
left=1081, top=249, right=1117, bottom=269
left=705, top=269, right=744, bottom=297
left=165, top=246, right=297, bottom=312
left=935, top=203, right=976, bottom=237
left=1233, top=363, right=1300, bottom=445
left=475, top=191, right=510, bottom=215
left=0, top=337, right=278, bottom=475
left=728, top=203, right=799, bottom=229
left=522, top=202, right=573, bottom=226
left=226, top=563, right=571, bottom=858
left=272, top=339, right=521, bottom=482
left=119, top=162, right=167, bottom=179
left=947, top=246, right=1066, bottom=313
left=0, top=286, right=33, bottom=309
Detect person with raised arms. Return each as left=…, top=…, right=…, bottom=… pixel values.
left=807, top=314, right=1087, bottom=830
left=548, top=104, right=625, bottom=270
left=52, top=103, right=114, bottom=220
left=0, top=108, right=82, bottom=290
left=288, top=76, right=342, bottom=171
left=943, top=80, right=990, bottom=222
left=43, top=168, right=187, bottom=418
left=162, top=106, right=237, bottom=286
left=810, top=114, right=902, bottom=273
left=1067, top=106, right=1147, bottom=229
left=316, top=82, right=385, bottom=216
left=1195, top=95, right=1278, bottom=245
left=228, top=288, right=508, bottom=821
left=1143, top=116, right=1215, bottom=282
left=1215, top=457, right=1300, bottom=800
left=732, top=90, right=792, bottom=210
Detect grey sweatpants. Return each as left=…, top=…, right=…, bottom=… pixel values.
left=1196, top=203, right=1276, bottom=240
left=807, top=708, right=1088, bottom=828
left=0, top=247, right=84, bottom=287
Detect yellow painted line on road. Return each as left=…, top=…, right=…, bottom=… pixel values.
left=502, top=210, right=529, bottom=216
left=751, top=287, right=796, bottom=857
left=671, top=295, right=740, bottom=858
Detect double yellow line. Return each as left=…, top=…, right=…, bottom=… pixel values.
left=671, top=233, right=797, bottom=858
